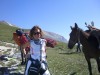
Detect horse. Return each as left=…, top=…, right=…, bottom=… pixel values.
left=13, top=29, right=31, bottom=65
left=68, top=23, right=100, bottom=75
left=13, top=32, right=29, bottom=65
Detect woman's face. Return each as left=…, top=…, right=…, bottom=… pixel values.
left=33, top=29, right=41, bottom=40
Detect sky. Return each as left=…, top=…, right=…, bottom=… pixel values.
left=0, top=0, right=100, bottom=40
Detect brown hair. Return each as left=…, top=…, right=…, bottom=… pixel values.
left=29, top=25, right=43, bottom=39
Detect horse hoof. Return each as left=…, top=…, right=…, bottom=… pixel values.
left=21, top=62, right=24, bottom=65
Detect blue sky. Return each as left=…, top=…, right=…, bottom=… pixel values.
left=0, top=0, right=100, bottom=40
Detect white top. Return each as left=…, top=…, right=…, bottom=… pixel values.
left=30, top=39, right=46, bottom=61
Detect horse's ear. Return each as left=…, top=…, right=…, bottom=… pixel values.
left=75, top=23, right=78, bottom=28
left=70, top=26, right=73, bottom=30
left=91, top=21, right=94, bottom=26
left=85, top=22, right=87, bottom=25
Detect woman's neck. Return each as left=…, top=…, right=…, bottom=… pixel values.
left=33, top=38, right=40, bottom=41
left=32, top=38, right=41, bottom=45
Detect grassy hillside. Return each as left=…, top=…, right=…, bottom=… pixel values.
left=0, top=22, right=18, bottom=43
left=46, top=43, right=100, bottom=75
left=0, top=38, right=100, bottom=75
left=0, top=22, right=67, bottom=43
left=0, top=22, right=99, bottom=75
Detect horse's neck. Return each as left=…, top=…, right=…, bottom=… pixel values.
left=80, top=30, right=90, bottom=46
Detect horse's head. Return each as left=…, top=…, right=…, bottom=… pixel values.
left=68, top=23, right=80, bottom=49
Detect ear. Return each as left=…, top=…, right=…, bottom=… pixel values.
left=70, top=26, right=73, bottom=30
left=75, top=23, right=78, bottom=28
left=91, top=21, right=94, bottom=26
left=85, top=22, right=87, bottom=25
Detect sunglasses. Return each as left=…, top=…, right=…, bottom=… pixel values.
left=33, top=32, right=40, bottom=35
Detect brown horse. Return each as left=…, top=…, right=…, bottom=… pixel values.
left=13, top=32, right=29, bottom=65
left=68, top=23, right=100, bottom=75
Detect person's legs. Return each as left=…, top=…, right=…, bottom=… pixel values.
left=24, top=60, right=31, bottom=75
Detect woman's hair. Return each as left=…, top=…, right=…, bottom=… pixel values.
left=29, top=25, right=43, bottom=39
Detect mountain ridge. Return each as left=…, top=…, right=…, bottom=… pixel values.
left=43, top=30, right=67, bottom=43
left=0, top=21, right=67, bottom=43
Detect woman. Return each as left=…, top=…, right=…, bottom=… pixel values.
left=23, top=25, right=50, bottom=75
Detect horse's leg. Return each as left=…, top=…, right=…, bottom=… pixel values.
left=78, top=46, right=81, bottom=52
left=78, top=43, right=81, bottom=52
left=24, top=53, right=27, bottom=64
left=95, top=36, right=100, bottom=49
left=85, top=57, right=92, bottom=75
left=76, top=43, right=81, bottom=52
left=98, top=37, right=100, bottom=49
left=79, top=47, right=81, bottom=52
left=96, top=57, right=100, bottom=73
left=20, top=46, right=24, bottom=65
left=76, top=46, right=78, bottom=52
left=97, top=31, right=100, bottom=49
left=23, top=48, right=27, bottom=64
left=97, top=37, right=100, bottom=49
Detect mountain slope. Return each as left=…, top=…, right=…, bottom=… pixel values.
left=43, top=31, right=67, bottom=43
left=0, top=21, right=18, bottom=43
left=0, top=21, right=67, bottom=43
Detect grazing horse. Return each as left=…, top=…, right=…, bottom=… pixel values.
left=68, top=23, right=100, bottom=75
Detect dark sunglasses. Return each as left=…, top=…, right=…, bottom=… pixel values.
left=33, top=32, right=40, bottom=35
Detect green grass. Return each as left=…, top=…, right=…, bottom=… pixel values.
left=0, top=22, right=29, bottom=43
left=0, top=22, right=18, bottom=43
left=0, top=22, right=100, bottom=75
left=46, top=45, right=100, bottom=75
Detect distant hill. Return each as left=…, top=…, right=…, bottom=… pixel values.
left=0, top=21, right=18, bottom=43
left=0, top=20, right=19, bottom=28
left=0, top=21, right=67, bottom=43
left=43, top=31, right=67, bottom=43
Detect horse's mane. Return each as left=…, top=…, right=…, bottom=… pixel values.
left=79, top=28, right=90, bottom=39
left=79, top=27, right=99, bottom=49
